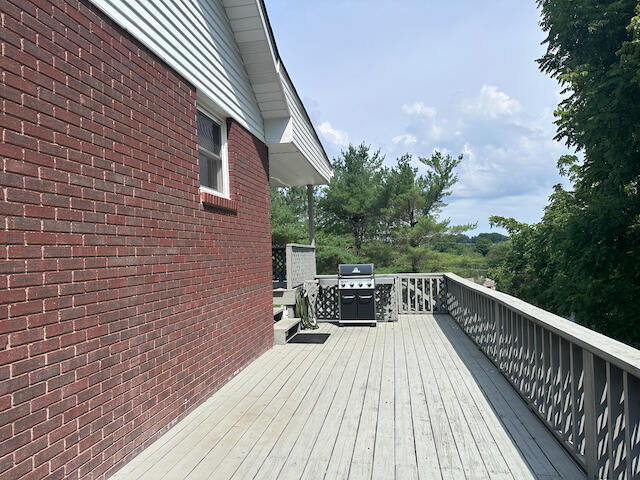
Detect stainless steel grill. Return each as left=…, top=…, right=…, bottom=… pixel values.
left=338, top=264, right=376, bottom=326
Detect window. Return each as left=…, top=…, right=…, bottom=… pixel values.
left=197, top=110, right=227, bottom=196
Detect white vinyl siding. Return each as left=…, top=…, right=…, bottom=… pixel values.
left=88, top=0, right=265, bottom=140
left=280, top=69, right=333, bottom=182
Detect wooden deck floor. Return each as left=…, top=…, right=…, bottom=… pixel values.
left=109, top=315, right=585, bottom=480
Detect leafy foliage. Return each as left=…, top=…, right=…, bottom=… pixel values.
left=318, top=144, right=387, bottom=253
left=272, top=145, right=496, bottom=278
left=270, top=186, right=309, bottom=246
left=475, top=238, right=492, bottom=256
left=489, top=0, right=640, bottom=344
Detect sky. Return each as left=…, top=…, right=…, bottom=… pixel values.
left=266, top=0, right=575, bottom=234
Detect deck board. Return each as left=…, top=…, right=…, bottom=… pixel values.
left=109, top=316, right=585, bottom=480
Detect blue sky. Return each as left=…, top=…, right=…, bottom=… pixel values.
left=267, top=0, right=574, bottom=234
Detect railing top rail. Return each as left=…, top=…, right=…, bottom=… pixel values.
left=394, top=272, right=447, bottom=277
left=314, top=275, right=395, bottom=285
left=444, top=272, right=640, bottom=378
left=286, top=243, right=315, bottom=250
left=315, top=273, right=445, bottom=278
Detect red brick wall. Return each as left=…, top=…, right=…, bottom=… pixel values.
left=0, top=1, right=274, bottom=479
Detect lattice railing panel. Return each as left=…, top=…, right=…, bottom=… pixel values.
left=375, top=283, right=396, bottom=321
left=272, top=247, right=286, bottom=284
left=315, top=285, right=339, bottom=320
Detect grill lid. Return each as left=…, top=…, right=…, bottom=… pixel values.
left=338, top=264, right=374, bottom=277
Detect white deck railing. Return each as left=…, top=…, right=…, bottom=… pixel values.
left=444, top=273, right=640, bottom=480
left=395, top=273, right=447, bottom=314
left=306, top=270, right=640, bottom=477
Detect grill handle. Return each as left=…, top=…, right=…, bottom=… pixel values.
left=342, top=295, right=356, bottom=300
left=358, top=295, right=373, bottom=300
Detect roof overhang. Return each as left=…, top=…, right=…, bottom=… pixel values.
left=222, top=0, right=333, bottom=186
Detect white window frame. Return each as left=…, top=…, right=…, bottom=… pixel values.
left=197, top=107, right=229, bottom=199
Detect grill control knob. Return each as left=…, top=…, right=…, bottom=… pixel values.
left=368, top=282, right=372, bottom=287
left=358, top=283, right=362, bottom=287
left=341, top=283, right=345, bottom=287
left=350, top=282, right=354, bottom=287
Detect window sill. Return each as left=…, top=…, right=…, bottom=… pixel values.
left=200, top=190, right=238, bottom=212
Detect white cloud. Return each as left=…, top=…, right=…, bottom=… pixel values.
left=431, top=147, right=452, bottom=158
left=461, top=143, right=474, bottom=161
left=397, top=102, right=447, bottom=143
left=318, top=121, right=349, bottom=147
left=402, top=102, right=437, bottom=117
left=462, top=85, right=521, bottom=118
left=392, top=134, right=417, bottom=146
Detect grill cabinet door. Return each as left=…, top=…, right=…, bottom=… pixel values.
left=340, top=291, right=358, bottom=320
left=356, top=289, right=375, bottom=320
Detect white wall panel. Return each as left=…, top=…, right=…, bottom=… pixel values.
left=89, top=0, right=265, bottom=139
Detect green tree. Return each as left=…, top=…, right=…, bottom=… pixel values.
left=385, top=151, right=472, bottom=272
left=475, top=237, right=492, bottom=256
left=533, top=0, right=640, bottom=342
left=270, top=187, right=308, bottom=245
left=489, top=183, right=578, bottom=314
left=474, top=232, right=508, bottom=244
left=318, top=144, right=387, bottom=254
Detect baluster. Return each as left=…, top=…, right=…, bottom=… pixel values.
left=522, top=318, right=528, bottom=396
left=429, top=277, right=433, bottom=312
left=534, top=324, right=541, bottom=409
left=402, top=277, right=407, bottom=314
left=526, top=318, right=533, bottom=398
left=607, top=363, right=626, bottom=479
left=493, top=300, right=499, bottom=364
left=560, top=338, right=572, bottom=442
left=571, top=344, right=585, bottom=455
left=473, top=292, right=477, bottom=340
left=583, top=352, right=610, bottom=479
left=487, top=297, right=492, bottom=356
left=516, top=315, right=523, bottom=390
left=550, top=333, right=560, bottom=429
left=508, top=310, right=516, bottom=383
left=623, top=372, right=640, bottom=479
left=483, top=296, right=488, bottom=353
left=543, top=330, right=552, bottom=422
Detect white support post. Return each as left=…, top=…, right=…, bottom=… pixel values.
left=307, top=184, right=315, bottom=246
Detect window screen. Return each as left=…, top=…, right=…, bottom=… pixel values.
left=197, top=111, right=223, bottom=192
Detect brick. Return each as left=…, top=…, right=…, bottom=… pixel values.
left=0, top=403, right=30, bottom=426
left=29, top=364, right=60, bottom=384
left=12, top=384, right=47, bottom=410
left=12, top=356, right=45, bottom=376
left=0, top=374, right=29, bottom=396
left=13, top=410, right=47, bottom=435
left=0, top=459, right=33, bottom=480
left=33, top=415, right=62, bottom=441
left=0, top=430, right=31, bottom=459
left=0, top=2, right=272, bottom=479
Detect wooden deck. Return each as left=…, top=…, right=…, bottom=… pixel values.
left=109, top=315, right=585, bottom=480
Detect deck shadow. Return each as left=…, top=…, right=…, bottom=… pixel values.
left=429, top=313, right=585, bottom=479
